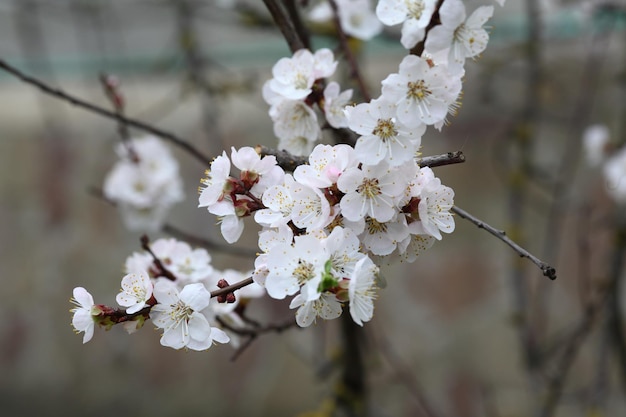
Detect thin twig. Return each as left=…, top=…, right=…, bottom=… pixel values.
left=87, top=186, right=255, bottom=257
left=140, top=235, right=178, bottom=281
left=371, top=328, right=443, bottom=417
left=328, top=0, right=371, bottom=102
left=0, top=59, right=212, bottom=166
left=538, top=303, right=601, bottom=417
left=210, top=277, right=254, bottom=298
left=216, top=315, right=297, bottom=361
left=451, top=205, right=557, bottom=280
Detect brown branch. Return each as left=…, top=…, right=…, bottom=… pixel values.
left=262, top=0, right=305, bottom=53
left=210, top=277, right=255, bottom=298
left=216, top=315, right=297, bottom=361
left=257, top=146, right=466, bottom=171
left=140, top=235, right=178, bottom=281
left=0, top=59, right=212, bottom=166
left=87, top=187, right=253, bottom=257
left=328, top=0, right=371, bottom=102
left=282, top=0, right=311, bottom=50
left=451, top=205, right=557, bottom=280
left=410, top=0, right=444, bottom=57
left=161, top=224, right=257, bottom=258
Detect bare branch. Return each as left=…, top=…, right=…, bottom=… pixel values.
left=257, top=146, right=466, bottom=171
left=328, top=0, right=371, bottom=102
left=0, top=59, right=212, bottom=166
left=262, top=0, right=305, bottom=53
left=451, top=205, right=557, bottom=280
left=210, top=277, right=254, bottom=298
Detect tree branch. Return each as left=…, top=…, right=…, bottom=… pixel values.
left=257, top=146, right=466, bottom=171
left=328, top=0, right=371, bottom=102
left=451, top=205, right=557, bottom=280
left=262, top=0, right=305, bottom=53
left=0, top=59, right=212, bottom=166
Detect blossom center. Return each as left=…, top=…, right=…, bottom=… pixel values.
left=169, top=301, right=193, bottom=326
left=366, top=217, right=388, bottom=235
left=293, top=260, right=316, bottom=285
left=357, top=178, right=382, bottom=198
left=294, top=72, right=309, bottom=90
left=407, top=80, right=431, bottom=102
left=406, top=0, right=425, bottom=19
left=372, top=118, right=398, bottom=141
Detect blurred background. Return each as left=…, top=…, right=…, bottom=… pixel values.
left=1, top=0, right=626, bottom=416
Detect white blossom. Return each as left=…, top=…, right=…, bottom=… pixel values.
left=337, top=162, right=406, bottom=222
left=70, top=287, right=98, bottom=344
left=323, top=82, right=353, bottom=128
left=116, top=271, right=153, bottom=314
left=348, top=256, right=379, bottom=326
left=381, top=55, right=462, bottom=128
left=265, top=234, right=329, bottom=301
left=583, top=124, right=610, bottom=167
left=103, top=135, right=184, bottom=231
left=290, top=293, right=343, bottom=327
left=418, top=177, right=455, bottom=240
left=293, top=144, right=357, bottom=189
left=347, top=97, right=425, bottom=166
left=376, top=0, right=437, bottom=49
left=603, top=146, right=626, bottom=205
left=151, top=281, right=229, bottom=351
left=425, top=0, right=494, bottom=75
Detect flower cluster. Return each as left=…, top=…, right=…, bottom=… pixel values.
left=73, top=0, right=503, bottom=349
left=103, top=135, right=184, bottom=231
left=262, top=48, right=354, bottom=156
left=71, top=238, right=264, bottom=349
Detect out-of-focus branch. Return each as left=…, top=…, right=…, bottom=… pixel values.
left=216, top=315, right=297, bottom=361
left=262, top=0, right=305, bottom=53
left=88, top=186, right=256, bottom=257
left=328, top=0, right=371, bottom=102
left=282, top=0, right=311, bottom=50
left=371, top=328, right=443, bottom=417
left=0, top=59, right=212, bottom=166
left=162, top=224, right=257, bottom=258
left=451, top=205, right=557, bottom=280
